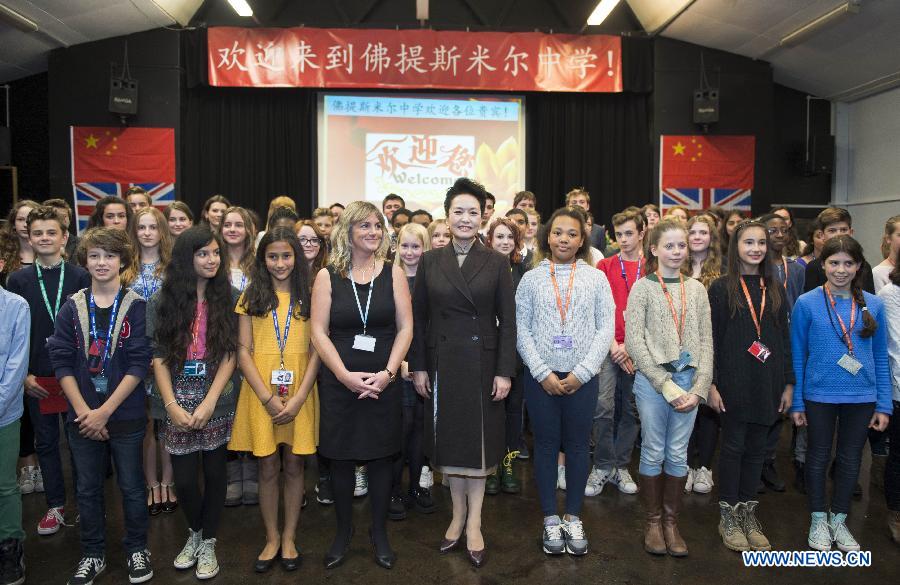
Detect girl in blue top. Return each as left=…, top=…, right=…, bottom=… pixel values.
left=790, top=236, right=891, bottom=552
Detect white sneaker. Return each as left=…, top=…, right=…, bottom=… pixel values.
left=614, top=468, right=639, bottom=494
left=195, top=538, right=219, bottom=580
left=693, top=467, right=714, bottom=494
left=419, top=466, right=434, bottom=489
left=33, top=466, right=44, bottom=493
left=684, top=468, right=695, bottom=493
left=557, top=465, right=567, bottom=491
left=586, top=468, right=613, bottom=496
left=174, top=529, right=202, bottom=569
left=829, top=512, right=860, bottom=552
left=18, top=466, right=35, bottom=494
left=354, top=466, right=368, bottom=497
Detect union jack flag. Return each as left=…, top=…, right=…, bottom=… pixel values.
left=73, top=182, right=176, bottom=233
left=660, top=188, right=751, bottom=212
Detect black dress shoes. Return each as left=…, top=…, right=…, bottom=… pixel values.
left=439, top=537, right=459, bottom=554
left=254, top=548, right=280, bottom=573
left=467, top=547, right=486, bottom=568
left=324, top=527, right=354, bottom=570
left=369, top=528, right=396, bottom=569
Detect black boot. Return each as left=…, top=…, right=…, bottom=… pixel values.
left=0, top=538, right=25, bottom=585
left=793, top=460, right=806, bottom=494
left=761, top=459, right=785, bottom=492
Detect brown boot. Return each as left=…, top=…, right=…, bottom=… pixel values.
left=639, top=474, right=666, bottom=555
left=662, top=473, right=688, bottom=557
left=889, top=510, right=900, bottom=545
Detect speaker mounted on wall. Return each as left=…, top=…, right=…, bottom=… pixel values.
left=109, top=41, right=138, bottom=122
left=693, top=89, right=719, bottom=124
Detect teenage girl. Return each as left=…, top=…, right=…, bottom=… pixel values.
left=625, top=219, right=713, bottom=558
left=229, top=228, right=320, bottom=572
left=220, top=207, right=256, bottom=294
left=877, top=244, right=900, bottom=544
left=683, top=214, right=721, bottom=495
left=797, top=220, right=825, bottom=268
left=127, top=208, right=177, bottom=516
left=708, top=220, right=793, bottom=553
left=790, top=235, right=891, bottom=552
left=149, top=226, right=238, bottom=579
left=87, top=196, right=132, bottom=232
left=874, top=215, right=900, bottom=292
left=721, top=211, right=744, bottom=255
left=165, top=202, right=194, bottom=238
left=1, top=200, right=38, bottom=280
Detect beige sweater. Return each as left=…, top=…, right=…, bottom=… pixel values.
left=624, top=275, right=713, bottom=400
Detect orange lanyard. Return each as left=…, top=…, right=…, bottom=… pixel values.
left=780, top=257, right=788, bottom=290
left=657, top=272, right=686, bottom=343
left=550, top=262, right=577, bottom=329
left=739, top=277, right=766, bottom=340
left=824, top=284, right=857, bottom=355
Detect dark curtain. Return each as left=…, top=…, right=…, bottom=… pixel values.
left=180, top=29, right=652, bottom=225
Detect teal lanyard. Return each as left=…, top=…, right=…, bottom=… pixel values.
left=35, top=261, right=65, bottom=323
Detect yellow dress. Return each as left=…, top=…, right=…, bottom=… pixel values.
left=228, top=291, right=318, bottom=457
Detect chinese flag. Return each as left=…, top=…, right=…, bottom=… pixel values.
left=72, top=127, right=175, bottom=183
left=661, top=135, right=754, bottom=189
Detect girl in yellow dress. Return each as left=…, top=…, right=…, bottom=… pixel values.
left=228, top=227, right=320, bottom=572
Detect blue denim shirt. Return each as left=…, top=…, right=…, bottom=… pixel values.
left=0, top=286, right=31, bottom=427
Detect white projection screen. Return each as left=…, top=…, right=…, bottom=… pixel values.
left=317, top=93, right=526, bottom=218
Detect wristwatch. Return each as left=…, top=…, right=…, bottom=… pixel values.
left=384, top=368, right=397, bottom=382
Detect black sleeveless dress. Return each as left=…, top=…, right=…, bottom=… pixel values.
left=318, top=264, right=401, bottom=461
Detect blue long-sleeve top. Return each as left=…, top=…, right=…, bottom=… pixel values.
left=0, top=287, right=30, bottom=427
left=790, top=287, right=892, bottom=414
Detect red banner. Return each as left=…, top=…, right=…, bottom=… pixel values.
left=208, top=27, right=622, bottom=92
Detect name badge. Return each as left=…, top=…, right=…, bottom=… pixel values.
left=353, top=334, right=376, bottom=352
left=747, top=340, right=771, bottom=363
left=184, top=360, right=207, bottom=377
left=92, top=375, right=109, bottom=395
left=552, top=335, right=574, bottom=350
left=271, top=370, right=295, bottom=385
left=837, top=353, right=863, bottom=376
left=670, top=350, right=692, bottom=372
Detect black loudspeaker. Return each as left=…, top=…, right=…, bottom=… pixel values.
left=693, top=89, right=719, bottom=124
left=109, top=78, right=138, bottom=116
left=810, top=134, right=834, bottom=175
left=0, top=126, right=9, bottom=165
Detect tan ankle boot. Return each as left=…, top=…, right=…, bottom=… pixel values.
left=662, top=473, right=688, bottom=557
left=639, top=474, right=666, bottom=555
left=889, top=510, right=900, bottom=545
left=740, top=501, right=771, bottom=551
left=718, top=502, right=749, bottom=551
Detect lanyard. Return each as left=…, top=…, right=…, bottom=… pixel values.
left=350, top=260, right=376, bottom=335
left=89, top=289, right=121, bottom=375
left=271, top=300, right=293, bottom=369
left=823, top=284, right=857, bottom=355
left=739, top=276, right=766, bottom=340
left=189, top=301, right=206, bottom=360
left=618, top=254, right=643, bottom=292
left=35, top=261, right=65, bottom=323
left=139, top=263, right=159, bottom=299
left=657, top=272, right=687, bottom=344
left=239, top=273, right=247, bottom=292
left=550, top=262, right=577, bottom=330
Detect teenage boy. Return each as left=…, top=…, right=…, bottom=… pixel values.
left=566, top=188, right=606, bottom=254
left=591, top=210, right=645, bottom=495
left=479, top=192, right=496, bottom=237
left=505, top=208, right=533, bottom=266
left=7, top=206, right=90, bottom=537
left=757, top=213, right=806, bottom=494
left=382, top=194, right=405, bottom=223
left=47, top=228, right=153, bottom=585
left=513, top=190, right=536, bottom=211
left=803, top=207, right=875, bottom=293
left=0, top=256, right=30, bottom=585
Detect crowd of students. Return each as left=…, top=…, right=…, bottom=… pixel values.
left=0, top=182, right=898, bottom=585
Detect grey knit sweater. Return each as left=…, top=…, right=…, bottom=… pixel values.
left=515, top=259, right=615, bottom=384
left=624, top=274, right=713, bottom=399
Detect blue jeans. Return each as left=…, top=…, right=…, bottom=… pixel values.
left=592, top=356, right=638, bottom=471
left=67, top=423, right=148, bottom=555
left=524, top=369, right=599, bottom=517
left=633, top=368, right=698, bottom=477
left=27, top=397, right=73, bottom=509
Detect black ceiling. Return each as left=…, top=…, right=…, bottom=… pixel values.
left=190, top=0, right=644, bottom=34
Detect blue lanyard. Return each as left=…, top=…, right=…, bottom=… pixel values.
left=89, top=289, right=121, bottom=375
left=139, top=263, right=159, bottom=299
left=271, top=300, right=293, bottom=369
left=239, top=273, right=247, bottom=292
left=618, top=254, right=643, bottom=292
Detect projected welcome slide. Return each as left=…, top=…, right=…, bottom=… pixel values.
left=317, top=93, right=525, bottom=217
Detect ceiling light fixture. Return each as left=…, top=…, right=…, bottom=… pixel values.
left=778, top=0, right=860, bottom=47
left=227, top=0, right=253, bottom=18
left=587, top=0, right=622, bottom=26
left=0, top=3, right=39, bottom=33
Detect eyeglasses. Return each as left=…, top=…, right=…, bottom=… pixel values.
left=766, top=228, right=789, bottom=235
left=298, top=237, right=321, bottom=246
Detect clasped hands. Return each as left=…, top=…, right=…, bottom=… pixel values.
left=342, top=370, right=390, bottom=400
left=540, top=372, right=583, bottom=396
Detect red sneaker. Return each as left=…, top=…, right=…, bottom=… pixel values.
left=37, top=506, right=65, bottom=535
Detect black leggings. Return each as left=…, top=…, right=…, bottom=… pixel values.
left=392, top=402, right=424, bottom=495
left=171, top=445, right=228, bottom=539
left=330, top=456, right=393, bottom=555
left=717, top=414, right=768, bottom=505
left=688, top=404, right=720, bottom=469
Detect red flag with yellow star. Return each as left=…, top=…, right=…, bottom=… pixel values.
left=72, top=126, right=175, bottom=182
left=660, top=135, right=754, bottom=213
